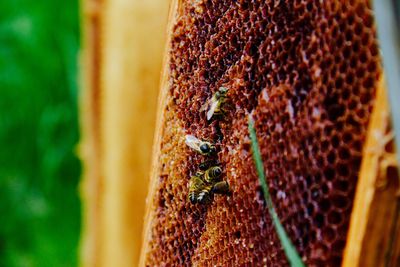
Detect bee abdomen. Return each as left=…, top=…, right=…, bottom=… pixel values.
left=188, top=191, right=198, bottom=204
left=197, top=187, right=212, bottom=204
left=199, top=160, right=218, bottom=171
left=204, top=166, right=222, bottom=183
left=212, top=181, right=230, bottom=195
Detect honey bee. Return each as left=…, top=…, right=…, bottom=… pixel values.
left=203, top=166, right=223, bottom=183
left=188, top=175, right=213, bottom=204
left=212, top=181, right=230, bottom=195
left=198, top=159, right=219, bottom=171
left=200, top=87, right=229, bottom=121
left=185, top=135, right=216, bottom=155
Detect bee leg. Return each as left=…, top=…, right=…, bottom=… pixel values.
left=216, top=105, right=230, bottom=120
left=221, top=100, right=233, bottom=113
left=223, top=101, right=233, bottom=109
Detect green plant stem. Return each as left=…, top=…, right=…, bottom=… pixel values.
left=248, top=116, right=305, bottom=267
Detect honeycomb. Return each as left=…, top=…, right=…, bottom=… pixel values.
left=144, top=0, right=381, bottom=266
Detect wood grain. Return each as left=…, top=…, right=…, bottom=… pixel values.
left=79, top=0, right=170, bottom=266
left=139, top=1, right=180, bottom=266
left=343, top=77, right=400, bottom=267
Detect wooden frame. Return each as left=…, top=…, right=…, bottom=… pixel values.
left=80, top=1, right=400, bottom=265
left=79, top=0, right=170, bottom=266
left=343, top=77, right=400, bottom=267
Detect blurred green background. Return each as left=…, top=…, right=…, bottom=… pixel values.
left=0, top=1, right=81, bottom=266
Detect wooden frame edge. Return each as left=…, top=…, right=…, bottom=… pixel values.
left=342, top=76, right=399, bottom=266
left=138, top=0, right=180, bottom=265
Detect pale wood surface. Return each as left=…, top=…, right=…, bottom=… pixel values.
left=138, top=1, right=180, bottom=266
left=79, top=0, right=170, bottom=266
left=79, top=0, right=103, bottom=266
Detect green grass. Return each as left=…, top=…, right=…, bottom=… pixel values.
left=248, top=116, right=305, bottom=267
left=0, top=1, right=81, bottom=266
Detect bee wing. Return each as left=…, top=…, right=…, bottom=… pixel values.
left=185, top=135, right=200, bottom=151
left=206, top=99, right=219, bottom=120
left=199, top=99, right=210, bottom=112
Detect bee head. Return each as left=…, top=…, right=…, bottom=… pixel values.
left=199, top=143, right=210, bottom=153
left=218, top=87, right=228, bottom=94
left=200, top=143, right=216, bottom=154
left=199, top=161, right=209, bottom=171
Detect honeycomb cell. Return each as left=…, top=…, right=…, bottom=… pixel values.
left=144, top=1, right=381, bottom=266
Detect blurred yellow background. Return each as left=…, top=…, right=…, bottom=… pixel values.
left=80, top=1, right=171, bottom=266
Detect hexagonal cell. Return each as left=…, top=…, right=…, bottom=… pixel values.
left=144, top=1, right=381, bottom=266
